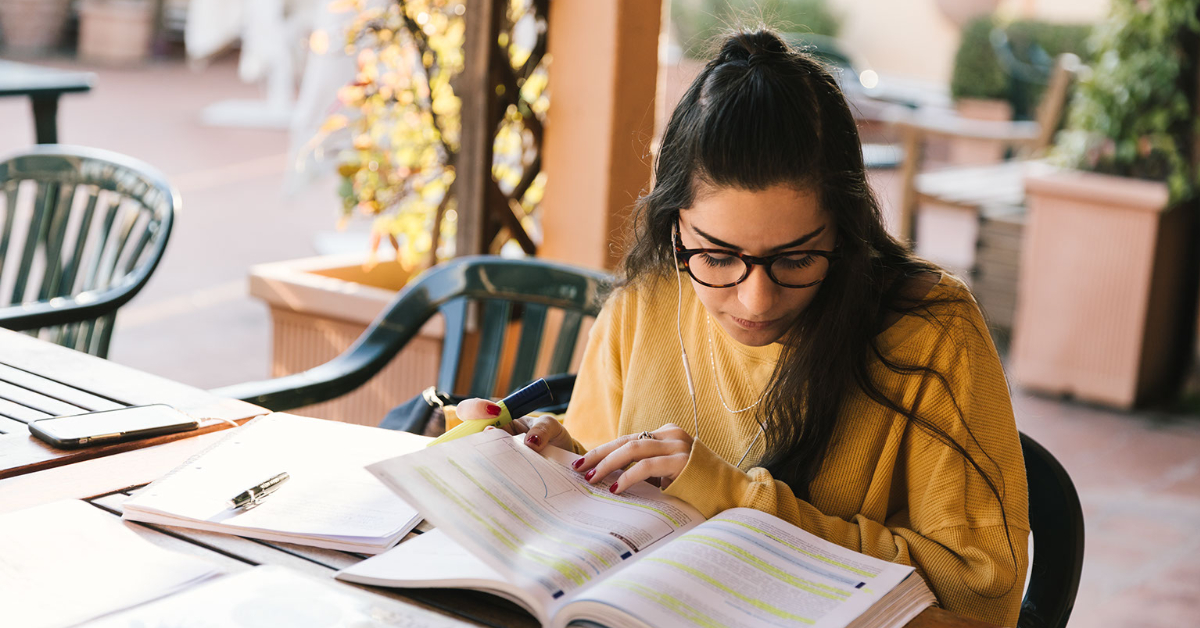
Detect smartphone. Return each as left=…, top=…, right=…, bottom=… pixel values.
left=29, top=404, right=200, bottom=449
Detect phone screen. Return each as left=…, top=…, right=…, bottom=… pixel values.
left=31, top=405, right=198, bottom=444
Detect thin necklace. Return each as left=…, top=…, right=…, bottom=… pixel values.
left=706, top=315, right=768, bottom=414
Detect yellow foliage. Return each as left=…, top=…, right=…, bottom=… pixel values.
left=317, top=0, right=550, bottom=269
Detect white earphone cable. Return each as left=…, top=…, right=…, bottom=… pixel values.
left=674, top=222, right=764, bottom=468
left=675, top=243, right=701, bottom=442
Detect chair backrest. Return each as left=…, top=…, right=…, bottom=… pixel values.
left=1019, top=432, right=1085, bottom=628
left=431, top=257, right=610, bottom=398
left=0, top=145, right=176, bottom=358
left=1030, top=53, right=1083, bottom=153
left=218, top=255, right=611, bottom=411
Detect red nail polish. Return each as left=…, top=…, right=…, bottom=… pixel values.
left=526, top=434, right=540, bottom=446
left=585, top=469, right=595, bottom=481
left=572, top=457, right=584, bottom=469
left=486, top=403, right=501, bottom=417
left=609, top=482, right=618, bottom=494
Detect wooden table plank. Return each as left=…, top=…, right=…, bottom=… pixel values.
left=0, top=415, right=30, bottom=436
left=0, top=329, right=263, bottom=422
left=0, top=379, right=87, bottom=416
left=0, top=397, right=51, bottom=423
left=0, top=362, right=125, bottom=411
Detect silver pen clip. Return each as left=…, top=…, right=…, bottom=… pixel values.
left=227, top=472, right=290, bottom=511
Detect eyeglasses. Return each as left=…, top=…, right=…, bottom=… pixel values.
left=673, top=221, right=836, bottom=289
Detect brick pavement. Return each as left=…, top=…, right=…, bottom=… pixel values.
left=2, top=56, right=1198, bottom=627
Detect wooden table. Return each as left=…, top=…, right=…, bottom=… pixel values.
left=0, top=59, right=95, bottom=144
left=0, top=328, right=264, bottom=481
left=0, top=330, right=995, bottom=628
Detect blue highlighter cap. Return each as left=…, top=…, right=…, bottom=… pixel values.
left=502, top=379, right=554, bottom=419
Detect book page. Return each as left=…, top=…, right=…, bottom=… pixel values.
left=88, top=565, right=473, bottom=628
left=337, top=528, right=542, bottom=615
left=123, top=413, right=423, bottom=543
left=565, top=507, right=922, bottom=628
left=0, top=500, right=222, bottom=628
left=366, top=430, right=705, bottom=621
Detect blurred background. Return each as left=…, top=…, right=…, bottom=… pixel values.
left=1, top=1, right=1198, bottom=625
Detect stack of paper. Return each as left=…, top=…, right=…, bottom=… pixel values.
left=123, top=413, right=427, bottom=553
left=0, top=500, right=222, bottom=628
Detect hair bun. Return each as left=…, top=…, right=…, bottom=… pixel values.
left=718, top=30, right=790, bottom=68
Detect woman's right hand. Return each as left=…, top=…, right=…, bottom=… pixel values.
left=454, top=398, right=574, bottom=454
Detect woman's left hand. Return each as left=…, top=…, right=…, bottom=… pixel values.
left=571, top=424, right=693, bottom=494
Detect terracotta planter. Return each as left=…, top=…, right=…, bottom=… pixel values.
left=1011, top=168, right=1193, bottom=409
left=0, top=0, right=71, bottom=55
left=77, top=0, right=154, bottom=65
left=249, top=253, right=443, bottom=425
left=950, top=98, right=1013, bottom=165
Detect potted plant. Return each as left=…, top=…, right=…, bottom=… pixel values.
left=1011, top=0, right=1200, bottom=409
left=948, top=16, right=1014, bottom=164
left=77, top=0, right=156, bottom=65
left=0, top=0, right=71, bottom=55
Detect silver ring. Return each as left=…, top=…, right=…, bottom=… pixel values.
left=638, top=431, right=655, bottom=440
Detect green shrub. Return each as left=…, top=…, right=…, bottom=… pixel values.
left=673, top=0, right=841, bottom=60
left=950, top=16, right=1009, bottom=102
left=1054, top=0, right=1200, bottom=201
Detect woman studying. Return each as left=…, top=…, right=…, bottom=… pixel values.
left=457, top=29, right=1029, bottom=627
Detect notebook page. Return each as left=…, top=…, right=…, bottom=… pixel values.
left=124, top=413, right=423, bottom=540
left=0, top=500, right=221, bottom=628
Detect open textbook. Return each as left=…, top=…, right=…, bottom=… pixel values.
left=122, top=413, right=426, bottom=553
left=340, top=430, right=936, bottom=628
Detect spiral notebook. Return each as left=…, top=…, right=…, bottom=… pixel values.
left=122, top=413, right=426, bottom=553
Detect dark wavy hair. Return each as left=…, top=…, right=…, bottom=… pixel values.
left=620, top=29, right=1016, bottom=592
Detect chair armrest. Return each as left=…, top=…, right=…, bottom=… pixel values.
left=212, top=282, right=442, bottom=411
left=887, top=106, right=1041, bottom=145
left=0, top=282, right=140, bottom=331
left=210, top=343, right=401, bottom=411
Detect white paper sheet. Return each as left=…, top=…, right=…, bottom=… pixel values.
left=0, top=500, right=222, bottom=628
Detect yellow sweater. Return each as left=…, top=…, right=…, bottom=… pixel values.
left=562, top=273, right=1029, bottom=627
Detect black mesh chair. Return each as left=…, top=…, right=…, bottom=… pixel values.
left=0, top=145, right=176, bottom=357
left=214, top=256, right=610, bottom=412
left=1019, top=432, right=1085, bottom=628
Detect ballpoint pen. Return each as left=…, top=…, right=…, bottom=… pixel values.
left=227, top=472, right=290, bottom=510
left=427, top=378, right=554, bottom=447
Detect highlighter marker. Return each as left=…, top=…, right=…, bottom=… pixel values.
left=426, top=378, right=554, bottom=447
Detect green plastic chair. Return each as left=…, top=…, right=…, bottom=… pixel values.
left=0, top=145, right=177, bottom=358
left=214, top=255, right=611, bottom=411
